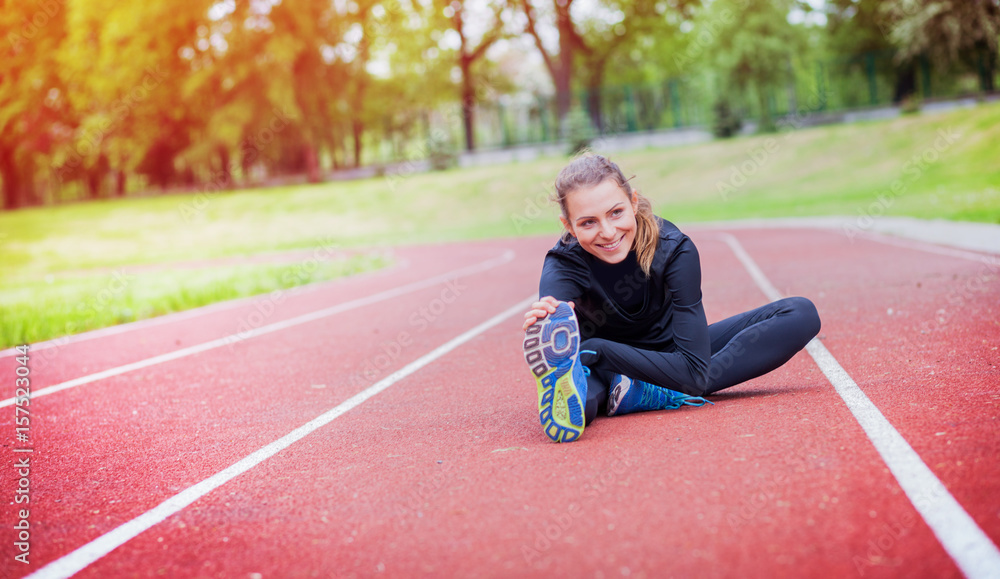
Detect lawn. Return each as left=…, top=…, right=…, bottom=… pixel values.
left=2, top=100, right=998, bottom=348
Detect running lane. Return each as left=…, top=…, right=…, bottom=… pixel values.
left=4, top=229, right=994, bottom=578
left=0, top=241, right=504, bottom=391
left=722, top=227, right=1000, bottom=551
left=0, top=237, right=540, bottom=576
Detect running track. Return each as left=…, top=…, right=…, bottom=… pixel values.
left=2, top=226, right=998, bottom=579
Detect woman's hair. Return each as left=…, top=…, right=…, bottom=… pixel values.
left=553, top=153, right=659, bottom=276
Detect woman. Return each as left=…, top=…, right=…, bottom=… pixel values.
left=522, top=154, right=821, bottom=443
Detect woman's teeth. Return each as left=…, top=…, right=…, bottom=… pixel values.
left=598, top=235, right=623, bottom=250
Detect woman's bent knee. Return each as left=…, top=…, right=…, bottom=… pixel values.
left=785, top=296, right=821, bottom=341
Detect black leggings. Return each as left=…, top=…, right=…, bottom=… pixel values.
left=580, top=297, right=821, bottom=424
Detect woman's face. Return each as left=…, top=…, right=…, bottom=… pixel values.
left=561, top=178, right=640, bottom=265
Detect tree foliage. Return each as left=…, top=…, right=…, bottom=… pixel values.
left=692, top=0, right=807, bottom=130
left=0, top=0, right=994, bottom=209
left=881, top=0, right=1000, bottom=91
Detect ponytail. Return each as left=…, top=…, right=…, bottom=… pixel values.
left=631, top=191, right=657, bottom=277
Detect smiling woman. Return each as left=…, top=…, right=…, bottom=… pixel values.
left=521, top=153, right=822, bottom=443
left=553, top=155, right=659, bottom=274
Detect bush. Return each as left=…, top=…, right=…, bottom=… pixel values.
left=900, top=95, right=922, bottom=115
left=712, top=99, right=743, bottom=138
left=427, top=136, right=458, bottom=171
left=565, top=107, right=596, bottom=155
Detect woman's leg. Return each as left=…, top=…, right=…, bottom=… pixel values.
left=584, top=367, right=614, bottom=425
left=581, top=297, right=820, bottom=397
left=703, top=296, right=820, bottom=394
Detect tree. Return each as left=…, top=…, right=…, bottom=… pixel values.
left=576, top=0, right=697, bottom=131
left=882, top=0, right=1000, bottom=92
left=0, top=0, right=68, bottom=208
left=56, top=0, right=217, bottom=194
left=442, top=0, right=507, bottom=151
left=695, top=0, right=807, bottom=131
left=519, top=0, right=587, bottom=134
left=825, top=0, right=909, bottom=101
left=268, top=0, right=349, bottom=182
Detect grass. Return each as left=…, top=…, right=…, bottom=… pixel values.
left=0, top=254, right=390, bottom=349
left=2, top=100, right=999, bottom=348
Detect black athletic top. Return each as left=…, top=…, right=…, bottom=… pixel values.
left=538, top=217, right=711, bottom=363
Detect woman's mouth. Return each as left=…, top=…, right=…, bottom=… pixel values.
left=596, top=234, right=625, bottom=251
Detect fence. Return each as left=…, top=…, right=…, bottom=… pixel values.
left=389, top=50, right=997, bottom=161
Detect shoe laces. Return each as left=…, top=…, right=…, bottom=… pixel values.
left=638, top=381, right=714, bottom=409
left=580, top=349, right=596, bottom=377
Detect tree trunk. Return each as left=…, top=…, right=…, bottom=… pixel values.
left=331, top=136, right=342, bottom=170
left=20, top=157, right=39, bottom=207
left=218, top=145, right=232, bottom=187
left=893, top=63, right=917, bottom=103
left=1, top=148, right=23, bottom=210
left=983, top=48, right=997, bottom=93
left=587, top=66, right=605, bottom=133
left=757, top=86, right=774, bottom=133
left=87, top=154, right=110, bottom=199
left=241, top=147, right=254, bottom=185
left=352, top=119, right=364, bottom=168
left=304, top=142, right=320, bottom=183
left=554, top=71, right=572, bottom=137
left=116, top=169, right=127, bottom=197
left=461, top=58, right=476, bottom=152
left=86, top=169, right=102, bottom=200
left=586, top=85, right=603, bottom=133
left=554, top=2, right=576, bottom=136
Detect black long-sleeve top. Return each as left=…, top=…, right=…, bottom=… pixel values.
left=538, top=217, right=711, bottom=381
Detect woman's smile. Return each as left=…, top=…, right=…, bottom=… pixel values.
left=596, top=233, right=625, bottom=251
left=560, top=178, right=639, bottom=265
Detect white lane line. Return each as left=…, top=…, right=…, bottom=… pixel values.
left=24, top=295, right=535, bottom=579
left=0, top=251, right=514, bottom=408
left=720, top=232, right=1000, bottom=579
left=0, top=254, right=412, bottom=358
left=862, top=232, right=1000, bottom=264
left=685, top=218, right=1000, bottom=260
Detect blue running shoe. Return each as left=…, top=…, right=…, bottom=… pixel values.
left=606, top=375, right=713, bottom=417
left=523, top=301, right=588, bottom=442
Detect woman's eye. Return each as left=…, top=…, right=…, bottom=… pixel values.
left=611, top=209, right=623, bottom=217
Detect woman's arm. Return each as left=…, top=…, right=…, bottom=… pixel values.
left=660, top=237, right=712, bottom=390
left=524, top=252, right=587, bottom=330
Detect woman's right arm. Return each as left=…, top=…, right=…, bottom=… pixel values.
left=524, top=253, right=585, bottom=331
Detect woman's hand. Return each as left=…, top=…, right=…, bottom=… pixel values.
left=522, top=296, right=574, bottom=331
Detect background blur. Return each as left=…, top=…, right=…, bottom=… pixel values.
left=1, top=0, right=997, bottom=208
left=1, top=0, right=998, bottom=349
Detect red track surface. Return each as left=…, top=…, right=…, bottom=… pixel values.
left=2, top=227, right=998, bottom=578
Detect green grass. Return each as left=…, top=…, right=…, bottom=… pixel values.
left=0, top=254, right=390, bottom=349
left=2, top=101, right=999, bottom=348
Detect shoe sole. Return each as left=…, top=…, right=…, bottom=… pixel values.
left=606, top=375, right=632, bottom=417
left=523, top=302, right=586, bottom=442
